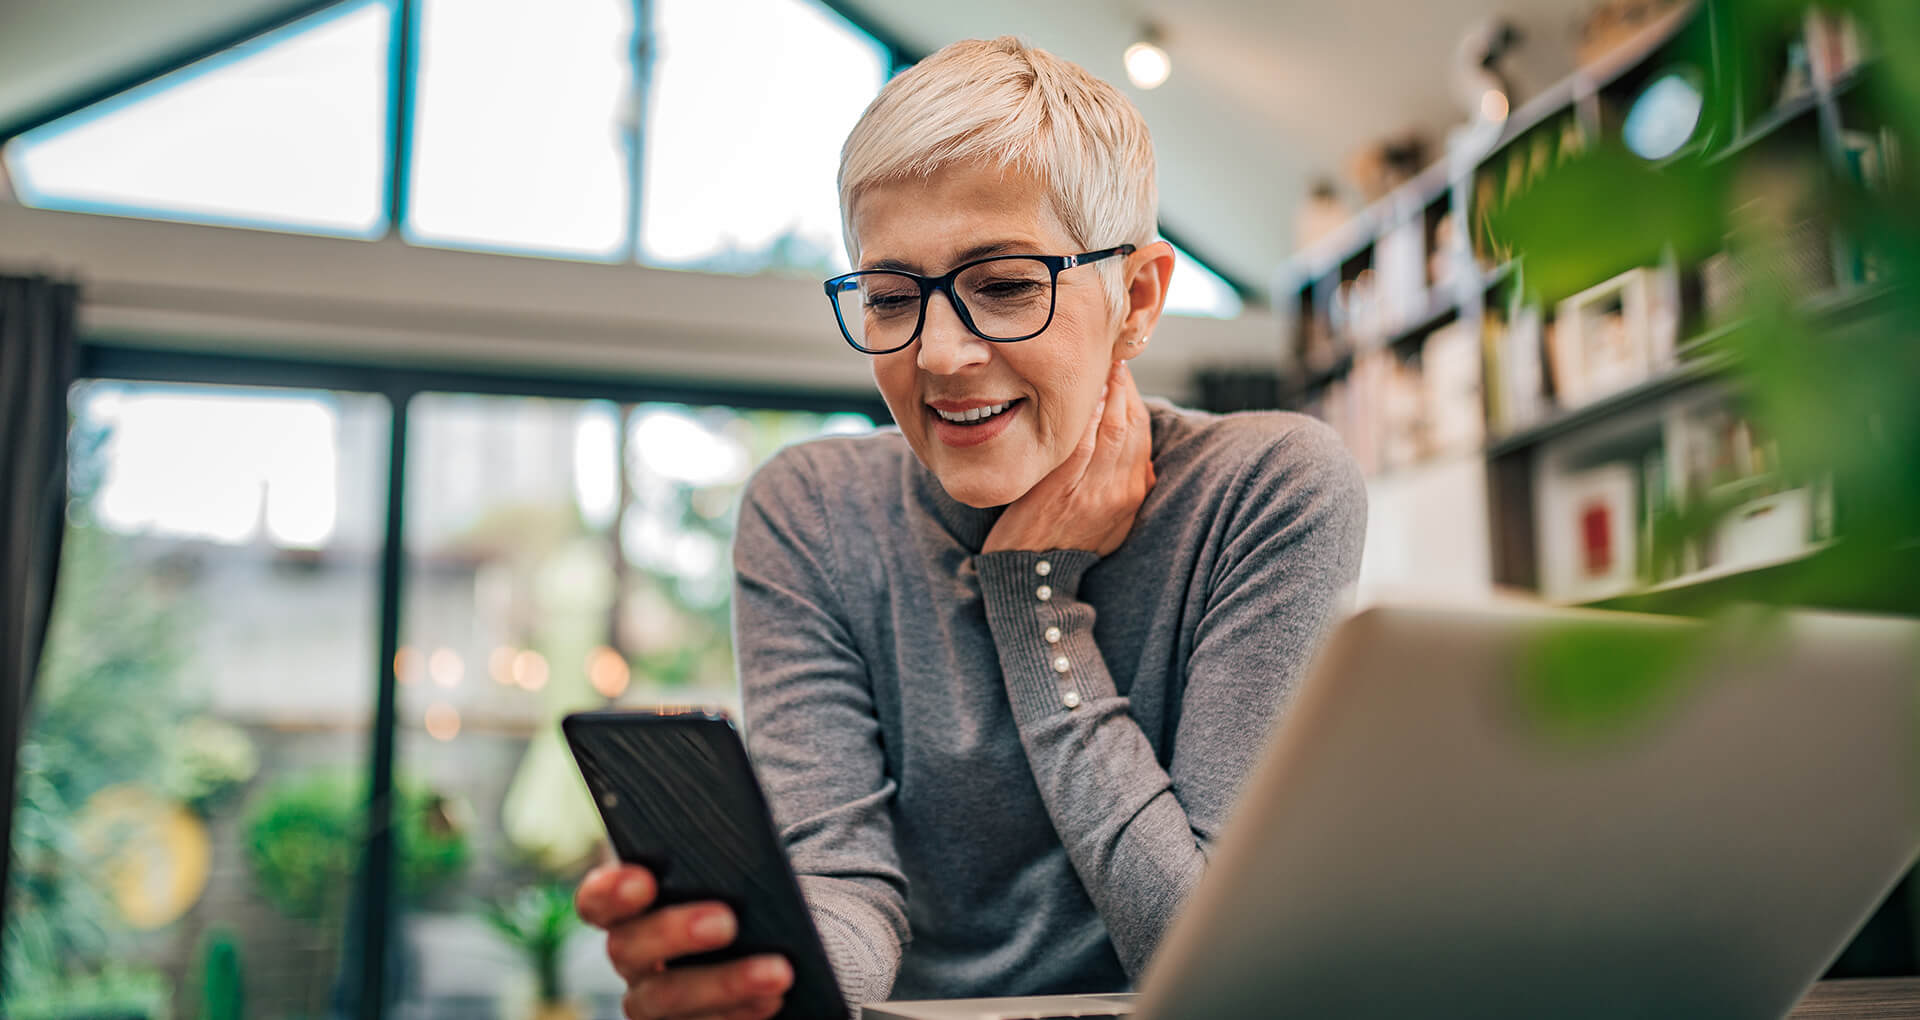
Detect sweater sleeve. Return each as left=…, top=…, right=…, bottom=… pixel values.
left=974, top=418, right=1367, bottom=978
left=733, top=448, right=908, bottom=1009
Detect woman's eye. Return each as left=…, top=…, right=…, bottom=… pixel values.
left=866, top=294, right=918, bottom=315
left=975, top=280, right=1044, bottom=300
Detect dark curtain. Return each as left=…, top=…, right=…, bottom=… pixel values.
left=0, top=274, right=79, bottom=948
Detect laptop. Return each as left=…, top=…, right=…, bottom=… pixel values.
left=863, top=605, right=1920, bottom=1019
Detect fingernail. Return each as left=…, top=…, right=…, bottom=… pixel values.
left=750, top=956, right=792, bottom=990
left=692, top=909, right=736, bottom=942
left=618, top=876, right=650, bottom=905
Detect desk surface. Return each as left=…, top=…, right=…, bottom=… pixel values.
left=1791, top=978, right=1920, bottom=1017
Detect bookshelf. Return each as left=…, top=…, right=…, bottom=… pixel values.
left=1273, top=0, right=1902, bottom=611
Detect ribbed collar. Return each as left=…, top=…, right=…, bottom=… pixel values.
left=912, top=458, right=1005, bottom=552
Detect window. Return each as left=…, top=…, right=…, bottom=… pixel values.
left=392, top=394, right=872, bottom=1017
left=7, top=382, right=390, bottom=1019
left=0, top=0, right=1255, bottom=305
left=3, top=1, right=392, bottom=238
left=7, top=368, right=879, bottom=1018
left=639, top=0, right=888, bottom=275
left=1164, top=242, right=1245, bottom=319
left=405, top=0, right=635, bottom=258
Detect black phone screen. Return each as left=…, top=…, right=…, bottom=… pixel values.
left=563, top=710, right=847, bottom=1020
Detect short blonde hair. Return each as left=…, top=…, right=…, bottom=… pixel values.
left=838, top=37, right=1158, bottom=314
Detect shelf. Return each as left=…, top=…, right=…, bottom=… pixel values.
left=1582, top=539, right=1920, bottom=617
left=1803, top=280, right=1900, bottom=324
left=1480, top=261, right=1519, bottom=293
left=1572, top=0, right=1700, bottom=99
left=1486, top=354, right=1729, bottom=458
left=1708, top=90, right=1822, bottom=166
left=1827, top=63, right=1871, bottom=103
left=1286, top=294, right=1464, bottom=401
left=1486, top=281, right=1899, bottom=455
left=1384, top=295, right=1461, bottom=349
left=1289, top=350, right=1356, bottom=399
left=1580, top=543, right=1826, bottom=614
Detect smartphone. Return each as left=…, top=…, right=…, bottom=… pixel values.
left=563, top=709, right=847, bottom=1020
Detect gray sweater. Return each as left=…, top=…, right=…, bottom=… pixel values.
left=732, top=400, right=1367, bottom=1007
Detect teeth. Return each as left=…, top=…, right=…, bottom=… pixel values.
left=935, top=401, right=1013, bottom=424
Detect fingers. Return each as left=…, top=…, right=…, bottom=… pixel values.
left=1122, top=363, right=1154, bottom=493
left=607, top=902, right=741, bottom=982
left=1090, top=361, right=1145, bottom=476
left=578, top=864, right=658, bottom=929
left=623, top=955, right=792, bottom=1020
left=1048, top=363, right=1115, bottom=488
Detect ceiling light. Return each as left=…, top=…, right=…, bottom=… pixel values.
left=1125, top=27, right=1170, bottom=90
left=1480, top=88, right=1510, bottom=123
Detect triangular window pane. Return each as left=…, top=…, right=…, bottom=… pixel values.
left=405, top=0, right=634, bottom=259
left=640, top=0, right=887, bottom=276
left=1165, top=242, right=1245, bottom=319
left=3, top=0, right=392, bottom=238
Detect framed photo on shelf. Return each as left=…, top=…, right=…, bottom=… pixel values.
left=1540, top=462, right=1640, bottom=603
left=1550, top=266, right=1663, bottom=407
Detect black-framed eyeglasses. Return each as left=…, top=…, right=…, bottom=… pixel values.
left=823, top=244, right=1136, bottom=355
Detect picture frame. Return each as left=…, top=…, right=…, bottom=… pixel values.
left=1540, top=462, right=1639, bottom=603
left=1550, top=266, right=1656, bottom=408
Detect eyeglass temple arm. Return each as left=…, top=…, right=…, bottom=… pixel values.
left=1065, top=244, right=1138, bottom=268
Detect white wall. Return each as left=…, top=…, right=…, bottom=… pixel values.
left=0, top=203, right=1284, bottom=403
left=1352, top=453, right=1495, bottom=607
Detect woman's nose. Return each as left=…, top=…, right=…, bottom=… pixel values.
left=916, top=290, right=992, bottom=374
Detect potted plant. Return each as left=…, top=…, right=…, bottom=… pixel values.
left=481, top=882, right=584, bottom=1020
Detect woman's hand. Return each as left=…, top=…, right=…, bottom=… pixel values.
left=983, top=360, right=1156, bottom=557
left=577, top=863, right=793, bottom=1020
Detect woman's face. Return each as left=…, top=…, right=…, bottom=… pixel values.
left=849, top=162, right=1135, bottom=508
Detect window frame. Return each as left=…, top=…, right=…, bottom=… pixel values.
left=0, top=0, right=1258, bottom=303
left=72, top=340, right=888, bottom=1019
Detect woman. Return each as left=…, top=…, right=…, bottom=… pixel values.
left=576, top=37, right=1367, bottom=1020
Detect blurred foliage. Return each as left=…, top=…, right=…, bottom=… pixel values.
left=0, top=964, right=173, bottom=1020
left=1519, top=620, right=1713, bottom=741
left=172, top=717, right=258, bottom=817
left=4, top=418, right=191, bottom=1004
left=1488, top=0, right=1918, bottom=747
left=243, top=770, right=471, bottom=923
left=1493, top=143, right=1732, bottom=307
left=480, top=882, right=582, bottom=1005
left=1489, top=0, right=1918, bottom=615
left=197, top=927, right=244, bottom=1020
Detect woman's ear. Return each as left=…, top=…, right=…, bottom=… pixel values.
left=1112, top=240, right=1176, bottom=361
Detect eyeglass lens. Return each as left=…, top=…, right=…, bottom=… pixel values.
left=834, top=258, right=1055, bottom=351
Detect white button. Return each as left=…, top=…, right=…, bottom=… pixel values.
left=1036, top=560, right=1052, bottom=576
left=1052, top=655, right=1071, bottom=673
left=1062, top=690, right=1083, bottom=709
left=1044, top=626, right=1062, bottom=644
left=1036, top=585, right=1052, bottom=602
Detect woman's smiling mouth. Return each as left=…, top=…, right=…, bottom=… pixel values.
left=928, top=398, right=1025, bottom=447
left=933, top=400, right=1016, bottom=424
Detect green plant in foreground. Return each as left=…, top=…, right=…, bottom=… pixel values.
left=1485, top=0, right=1919, bottom=762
